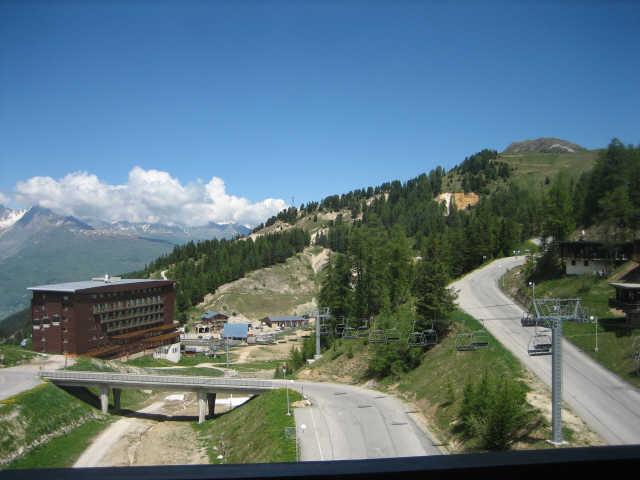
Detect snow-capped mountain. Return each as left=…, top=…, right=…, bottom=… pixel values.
left=84, top=219, right=251, bottom=243
left=0, top=205, right=27, bottom=232
left=0, top=205, right=252, bottom=320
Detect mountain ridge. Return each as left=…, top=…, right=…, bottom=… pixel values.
left=503, top=137, right=586, bottom=154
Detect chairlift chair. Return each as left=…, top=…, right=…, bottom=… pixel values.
left=521, top=313, right=537, bottom=328
left=342, top=326, right=358, bottom=340
left=334, top=316, right=346, bottom=337
left=407, top=332, right=426, bottom=347
left=319, top=320, right=330, bottom=336
left=386, top=328, right=401, bottom=343
left=455, top=332, right=476, bottom=351
left=527, top=333, right=552, bottom=356
left=369, top=329, right=388, bottom=344
left=471, top=330, right=489, bottom=349
left=423, top=328, right=438, bottom=346
left=357, top=325, right=369, bottom=338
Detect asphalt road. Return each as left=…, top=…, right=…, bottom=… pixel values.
left=451, top=256, right=640, bottom=445
left=0, top=354, right=72, bottom=400
left=293, top=381, right=441, bottom=461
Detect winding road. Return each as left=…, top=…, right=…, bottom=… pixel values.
left=0, top=354, right=72, bottom=401
left=293, top=381, right=440, bottom=460
left=451, top=256, right=640, bottom=445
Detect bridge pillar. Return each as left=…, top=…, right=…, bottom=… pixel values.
left=113, top=388, right=121, bottom=410
left=100, top=385, right=109, bottom=414
left=207, top=393, right=216, bottom=418
left=197, top=390, right=207, bottom=424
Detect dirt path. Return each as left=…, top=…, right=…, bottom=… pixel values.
left=310, top=248, right=330, bottom=273
left=74, top=394, right=208, bottom=467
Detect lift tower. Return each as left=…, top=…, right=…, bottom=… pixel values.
left=532, top=298, right=587, bottom=445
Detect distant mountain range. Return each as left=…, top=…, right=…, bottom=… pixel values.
left=0, top=205, right=251, bottom=320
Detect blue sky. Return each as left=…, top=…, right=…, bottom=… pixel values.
left=1, top=0, right=639, bottom=225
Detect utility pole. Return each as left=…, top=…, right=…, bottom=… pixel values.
left=591, top=315, right=599, bottom=353
left=529, top=281, right=535, bottom=303
left=225, top=337, right=230, bottom=368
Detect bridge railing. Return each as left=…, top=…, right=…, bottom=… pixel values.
left=39, top=370, right=278, bottom=390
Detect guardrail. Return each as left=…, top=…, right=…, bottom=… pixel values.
left=39, top=371, right=278, bottom=390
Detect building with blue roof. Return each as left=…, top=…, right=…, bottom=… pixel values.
left=222, top=323, right=249, bottom=341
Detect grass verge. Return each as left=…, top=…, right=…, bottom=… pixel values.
left=0, top=345, right=37, bottom=368
left=194, top=389, right=302, bottom=464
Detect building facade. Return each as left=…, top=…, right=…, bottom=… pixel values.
left=610, top=282, right=640, bottom=325
left=29, top=277, right=177, bottom=358
left=559, top=241, right=632, bottom=276
left=200, top=310, right=229, bottom=332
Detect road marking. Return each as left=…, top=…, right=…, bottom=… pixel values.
left=333, top=392, right=347, bottom=396
left=391, top=421, right=408, bottom=425
left=308, top=405, right=325, bottom=461
left=357, top=404, right=372, bottom=408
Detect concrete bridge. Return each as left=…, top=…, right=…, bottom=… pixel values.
left=40, top=371, right=278, bottom=423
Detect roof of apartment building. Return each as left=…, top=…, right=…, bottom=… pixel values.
left=28, top=277, right=173, bottom=293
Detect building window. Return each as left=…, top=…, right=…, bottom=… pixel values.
left=571, top=260, right=576, bottom=266
left=584, top=260, right=589, bottom=266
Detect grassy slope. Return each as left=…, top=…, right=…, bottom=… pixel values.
left=394, top=311, right=541, bottom=450
left=6, top=419, right=111, bottom=469
left=444, top=150, right=598, bottom=193
left=0, top=345, right=37, bottom=367
left=503, top=266, right=640, bottom=388
left=0, top=383, right=103, bottom=467
left=194, top=389, right=302, bottom=464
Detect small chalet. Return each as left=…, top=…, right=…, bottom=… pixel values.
left=559, top=241, right=631, bottom=276
left=261, top=315, right=309, bottom=329
left=200, top=310, right=229, bottom=331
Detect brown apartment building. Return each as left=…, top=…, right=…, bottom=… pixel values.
left=28, top=276, right=178, bottom=358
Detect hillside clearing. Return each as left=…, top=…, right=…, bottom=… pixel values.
left=194, top=246, right=329, bottom=322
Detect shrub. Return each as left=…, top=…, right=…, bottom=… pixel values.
left=459, top=372, right=536, bottom=450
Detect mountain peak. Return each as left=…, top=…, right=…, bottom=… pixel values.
left=0, top=205, right=27, bottom=231
left=503, top=138, right=586, bottom=154
left=20, top=206, right=93, bottom=231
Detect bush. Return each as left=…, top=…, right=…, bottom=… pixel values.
left=366, top=343, right=421, bottom=379
left=459, top=372, right=536, bottom=450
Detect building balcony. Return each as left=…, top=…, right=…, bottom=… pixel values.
left=609, top=298, right=640, bottom=311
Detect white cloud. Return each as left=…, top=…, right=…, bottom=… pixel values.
left=0, top=192, right=8, bottom=205
left=14, top=167, right=287, bottom=227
